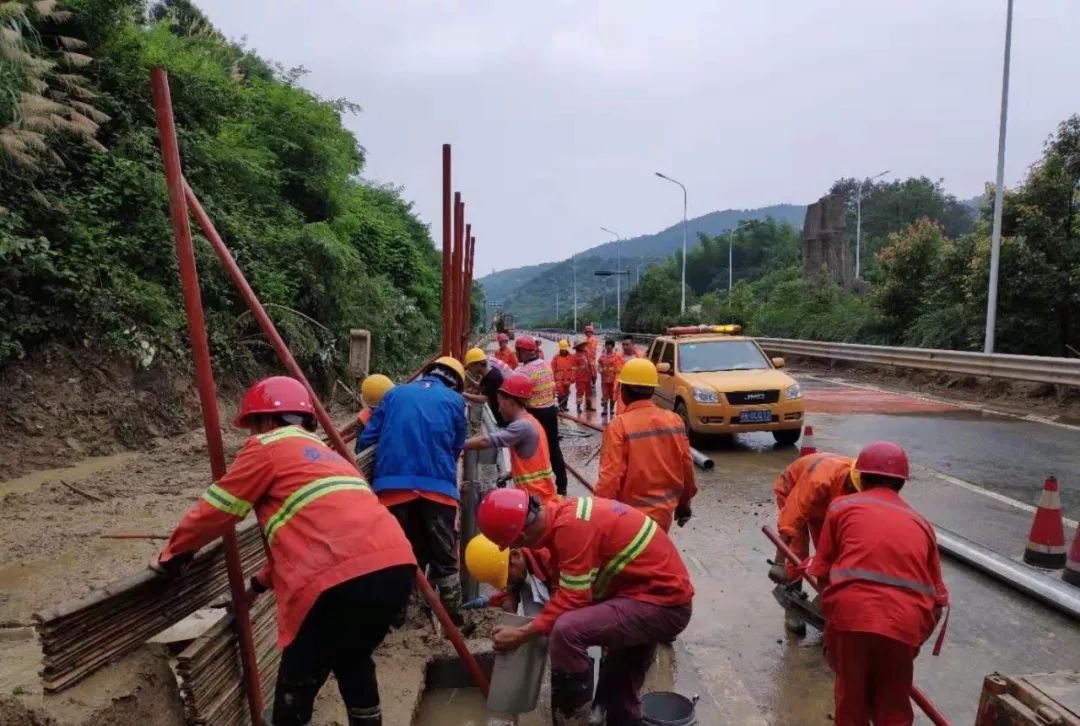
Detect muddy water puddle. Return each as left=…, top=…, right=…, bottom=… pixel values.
left=0, top=452, right=137, bottom=499
left=414, top=687, right=546, bottom=725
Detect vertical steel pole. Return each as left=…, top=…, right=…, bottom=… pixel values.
left=680, top=186, right=688, bottom=314
left=452, top=196, right=465, bottom=360
left=984, top=0, right=1014, bottom=354
left=728, top=228, right=734, bottom=292
left=150, top=68, right=264, bottom=726
left=461, top=224, right=472, bottom=349
left=442, top=145, right=452, bottom=356
left=855, top=181, right=863, bottom=280
left=464, top=236, right=476, bottom=346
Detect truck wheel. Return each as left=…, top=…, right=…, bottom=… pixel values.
left=675, top=401, right=691, bottom=435
left=772, top=428, right=801, bottom=447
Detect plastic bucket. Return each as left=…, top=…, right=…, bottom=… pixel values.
left=641, top=691, right=698, bottom=726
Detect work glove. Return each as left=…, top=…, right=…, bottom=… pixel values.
left=675, top=503, right=692, bottom=527
left=462, top=596, right=489, bottom=610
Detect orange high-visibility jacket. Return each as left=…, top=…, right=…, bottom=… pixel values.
left=571, top=352, right=593, bottom=387
left=772, top=452, right=848, bottom=508
left=595, top=400, right=696, bottom=531
left=495, top=346, right=519, bottom=370
left=530, top=497, right=694, bottom=634
left=613, top=350, right=639, bottom=416
left=510, top=414, right=559, bottom=505
left=520, top=358, right=556, bottom=408
left=584, top=334, right=599, bottom=364
left=776, top=454, right=854, bottom=570
left=551, top=352, right=576, bottom=396
left=598, top=352, right=619, bottom=384
left=160, top=426, right=416, bottom=647
left=808, top=488, right=949, bottom=647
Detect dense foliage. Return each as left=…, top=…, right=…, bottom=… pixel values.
left=1, top=0, right=447, bottom=381
left=622, top=139, right=1080, bottom=357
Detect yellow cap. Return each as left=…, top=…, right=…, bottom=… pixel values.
left=558, top=339, right=570, bottom=351
left=849, top=462, right=862, bottom=492
left=360, top=374, right=394, bottom=407
left=464, top=347, right=487, bottom=366
left=617, top=358, right=659, bottom=387
left=464, top=534, right=509, bottom=589
left=428, top=355, right=465, bottom=383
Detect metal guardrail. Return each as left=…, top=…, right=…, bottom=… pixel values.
left=755, top=338, right=1080, bottom=388
left=525, top=330, right=1079, bottom=388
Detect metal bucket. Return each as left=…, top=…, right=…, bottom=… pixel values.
left=641, top=691, right=698, bottom=726
left=486, top=613, right=548, bottom=714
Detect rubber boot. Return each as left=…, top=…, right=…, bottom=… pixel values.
left=347, top=704, right=381, bottom=725
left=431, top=575, right=473, bottom=634
left=551, top=669, right=594, bottom=726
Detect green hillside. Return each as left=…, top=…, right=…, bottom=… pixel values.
left=480, top=204, right=806, bottom=326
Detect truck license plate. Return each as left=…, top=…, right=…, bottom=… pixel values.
left=739, top=410, right=772, bottom=423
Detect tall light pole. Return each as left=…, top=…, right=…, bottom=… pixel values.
left=655, top=172, right=688, bottom=314
left=572, top=259, right=578, bottom=333
left=600, top=226, right=621, bottom=329
left=855, top=169, right=890, bottom=279
left=984, top=0, right=1014, bottom=354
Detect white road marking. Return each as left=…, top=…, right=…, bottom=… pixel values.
left=799, top=373, right=1080, bottom=433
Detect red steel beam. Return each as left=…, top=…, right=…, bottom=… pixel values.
left=150, top=67, right=264, bottom=726
left=183, top=180, right=490, bottom=698
left=559, top=411, right=605, bottom=433
left=564, top=461, right=596, bottom=494
left=460, top=225, right=472, bottom=349
left=441, top=145, right=452, bottom=356
left=761, top=526, right=949, bottom=725
left=451, top=195, right=465, bottom=360
left=464, top=235, right=476, bottom=346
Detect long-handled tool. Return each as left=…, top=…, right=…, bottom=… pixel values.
left=762, top=526, right=950, bottom=726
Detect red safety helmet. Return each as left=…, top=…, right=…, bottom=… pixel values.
left=478, top=488, right=531, bottom=549
left=234, top=376, right=313, bottom=428
left=497, top=333, right=509, bottom=343
left=515, top=334, right=538, bottom=352
left=499, top=373, right=533, bottom=402
left=854, top=440, right=910, bottom=481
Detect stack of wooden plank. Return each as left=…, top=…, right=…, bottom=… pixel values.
left=176, top=594, right=280, bottom=726
left=33, top=520, right=266, bottom=692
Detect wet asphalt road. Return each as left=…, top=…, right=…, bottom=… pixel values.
left=538, top=336, right=1080, bottom=724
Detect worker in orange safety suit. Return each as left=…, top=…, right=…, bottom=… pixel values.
left=613, top=334, right=640, bottom=416
left=596, top=339, right=619, bottom=419
left=152, top=377, right=416, bottom=726
left=463, top=535, right=555, bottom=616
left=478, top=489, right=694, bottom=725
left=495, top=332, right=519, bottom=370
left=571, top=338, right=595, bottom=414
left=516, top=334, right=568, bottom=496
left=583, top=323, right=599, bottom=363
left=773, top=451, right=857, bottom=634
left=808, top=441, right=949, bottom=726
left=595, top=358, right=696, bottom=532
left=462, top=373, right=558, bottom=506
left=551, top=339, right=575, bottom=412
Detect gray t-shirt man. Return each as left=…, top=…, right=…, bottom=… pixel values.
left=485, top=416, right=541, bottom=459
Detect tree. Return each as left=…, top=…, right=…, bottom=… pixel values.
left=871, top=219, right=948, bottom=342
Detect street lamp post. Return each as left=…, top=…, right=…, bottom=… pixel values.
left=594, top=270, right=629, bottom=329
left=572, top=260, right=578, bottom=333
left=655, top=172, right=688, bottom=314
left=600, top=226, right=621, bottom=329
left=984, top=0, right=1014, bottom=354
left=855, top=169, right=890, bottom=279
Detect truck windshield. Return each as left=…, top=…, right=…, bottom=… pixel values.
left=677, top=340, right=769, bottom=372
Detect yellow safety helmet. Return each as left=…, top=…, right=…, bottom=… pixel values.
left=426, top=356, right=466, bottom=387
left=360, top=374, right=394, bottom=408
left=464, top=534, right=509, bottom=589
left=849, top=462, right=862, bottom=492
left=617, top=358, right=659, bottom=387
left=464, top=347, right=487, bottom=367
left=558, top=339, right=570, bottom=351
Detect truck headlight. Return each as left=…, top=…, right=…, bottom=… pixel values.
left=693, top=387, right=720, bottom=404
left=786, top=382, right=803, bottom=400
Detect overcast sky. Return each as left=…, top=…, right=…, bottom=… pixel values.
left=198, top=1, right=1080, bottom=275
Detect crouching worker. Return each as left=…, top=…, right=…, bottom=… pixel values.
left=152, top=376, right=417, bottom=726
left=463, top=534, right=554, bottom=616
left=808, top=441, right=948, bottom=726
left=463, top=373, right=559, bottom=506
left=477, top=489, right=694, bottom=725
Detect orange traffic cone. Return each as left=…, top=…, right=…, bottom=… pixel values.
left=798, top=425, right=817, bottom=457
left=1023, top=476, right=1067, bottom=569
left=1064, top=524, right=1080, bottom=587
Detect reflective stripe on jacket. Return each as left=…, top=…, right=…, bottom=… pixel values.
left=595, top=400, right=696, bottom=531
left=776, top=454, right=854, bottom=564
left=160, top=426, right=416, bottom=647
left=521, top=358, right=557, bottom=408
left=530, top=497, right=694, bottom=635
left=807, top=488, right=949, bottom=647
left=510, top=414, right=558, bottom=505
